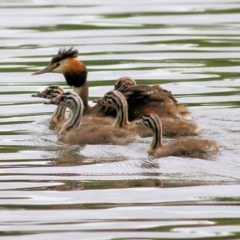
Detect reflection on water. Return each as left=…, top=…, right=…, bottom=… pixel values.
left=0, top=0, right=240, bottom=239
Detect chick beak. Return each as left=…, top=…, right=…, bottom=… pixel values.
left=32, top=92, right=45, bottom=98
left=32, top=65, right=55, bottom=75
left=44, top=96, right=61, bottom=105
left=93, top=97, right=105, bottom=104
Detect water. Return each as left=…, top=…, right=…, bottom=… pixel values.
left=0, top=0, right=240, bottom=239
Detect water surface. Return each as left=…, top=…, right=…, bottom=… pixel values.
left=0, top=0, right=240, bottom=239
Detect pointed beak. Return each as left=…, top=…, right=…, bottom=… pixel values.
left=31, top=65, right=55, bottom=75
left=93, top=97, right=105, bottom=104
left=44, top=95, right=62, bottom=105
left=32, top=92, right=46, bottom=98
left=44, top=99, right=59, bottom=105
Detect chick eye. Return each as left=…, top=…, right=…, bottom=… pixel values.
left=56, top=63, right=60, bottom=67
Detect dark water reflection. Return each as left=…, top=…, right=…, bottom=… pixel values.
left=0, top=0, right=240, bottom=239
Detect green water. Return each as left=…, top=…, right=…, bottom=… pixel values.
left=0, top=0, right=240, bottom=239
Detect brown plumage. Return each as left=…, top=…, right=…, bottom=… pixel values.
left=44, top=91, right=140, bottom=145
left=96, top=90, right=152, bottom=137
left=32, top=85, right=67, bottom=128
left=97, top=90, right=203, bottom=137
left=160, top=117, right=202, bottom=137
left=114, top=76, right=192, bottom=121
left=31, top=47, right=190, bottom=121
left=32, top=85, right=65, bottom=99
left=33, top=85, right=116, bottom=129
left=136, top=114, right=219, bottom=159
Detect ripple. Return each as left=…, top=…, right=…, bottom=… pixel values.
left=0, top=0, right=240, bottom=239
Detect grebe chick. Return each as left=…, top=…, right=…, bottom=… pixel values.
left=97, top=90, right=203, bottom=137
left=97, top=90, right=152, bottom=138
left=32, top=85, right=66, bottom=129
left=114, top=76, right=192, bottom=121
left=114, top=76, right=137, bottom=92
left=32, top=85, right=114, bottom=129
left=44, top=91, right=140, bottom=145
left=36, top=85, right=115, bottom=128
left=136, top=114, right=219, bottom=159
left=32, top=85, right=65, bottom=99
left=31, top=47, right=114, bottom=117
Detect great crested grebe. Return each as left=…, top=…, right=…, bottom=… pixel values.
left=96, top=90, right=203, bottom=137
left=32, top=85, right=67, bottom=128
left=32, top=47, right=191, bottom=120
left=44, top=91, right=140, bottom=145
left=114, top=76, right=192, bottom=121
left=32, top=47, right=107, bottom=116
left=136, top=114, right=219, bottom=159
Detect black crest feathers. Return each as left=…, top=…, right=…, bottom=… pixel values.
left=51, top=47, right=78, bottom=64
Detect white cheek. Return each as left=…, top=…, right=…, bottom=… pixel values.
left=52, top=66, right=62, bottom=73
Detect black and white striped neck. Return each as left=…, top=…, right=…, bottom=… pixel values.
left=52, top=105, right=66, bottom=121
left=60, top=92, right=84, bottom=131
left=105, top=90, right=129, bottom=128
left=146, top=115, right=163, bottom=150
